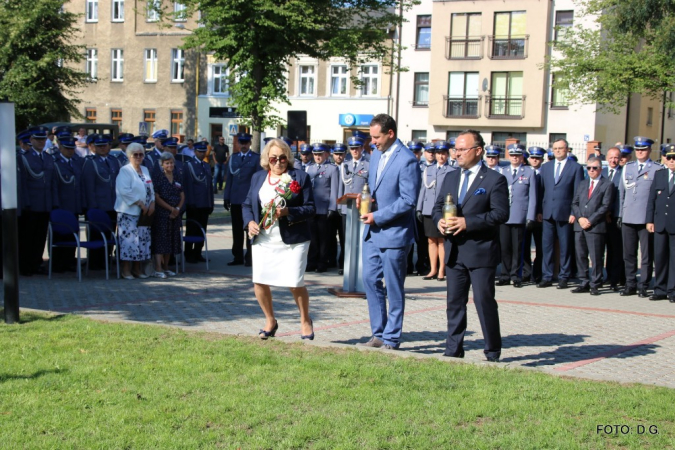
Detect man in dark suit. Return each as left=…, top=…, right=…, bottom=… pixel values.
left=571, top=157, right=614, bottom=295
left=602, top=147, right=624, bottom=291
left=433, top=130, right=509, bottom=362
left=537, top=139, right=585, bottom=289
left=646, top=145, right=675, bottom=302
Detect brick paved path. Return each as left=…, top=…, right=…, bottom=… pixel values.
left=11, top=219, right=675, bottom=388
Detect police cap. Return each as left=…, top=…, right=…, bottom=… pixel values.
left=94, top=136, right=111, bottom=146
left=352, top=130, right=369, bottom=140
left=435, top=141, right=451, bottom=152
left=163, top=137, right=178, bottom=147
left=17, top=130, right=32, bottom=143
left=424, top=142, right=436, bottom=152
left=119, top=133, right=135, bottom=144
left=568, top=154, right=578, bottom=162
left=407, top=141, right=424, bottom=152
left=347, top=136, right=364, bottom=148
left=312, top=143, right=330, bottom=153
left=193, top=141, right=208, bottom=152
left=485, top=145, right=501, bottom=157
left=59, top=138, right=76, bottom=149
left=29, top=126, right=49, bottom=139
left=507, top=143, right=525, bottom=155
left=618, top=145, right=634, bottom=155
left=236, top=132, right=252, bottom=143
left=448, top=137, right=456, bottom=149
left=152, top=129, right=169, bottom=141
left=634, top=136, right=654, bottom=149
left=665, top=144, right=675, bottom=157
left=332, top=143, right=347, bottom=154
left=85, top=134, right=100, bottom=145
left=528, top=147, right=546, bottom=158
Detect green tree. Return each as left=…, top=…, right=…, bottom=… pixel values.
left=0, top=0, right=88, bottom=131
left=547, top=0, right=675, bottom=112
left=165, top=0, right=413, bottom=146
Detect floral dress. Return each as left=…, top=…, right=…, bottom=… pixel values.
left=118, top=172, right=153, bottom=261
left=151, top=171, right=183, bottom=255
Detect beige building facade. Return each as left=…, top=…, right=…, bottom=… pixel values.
left=67, top=0, right=202, bottom=141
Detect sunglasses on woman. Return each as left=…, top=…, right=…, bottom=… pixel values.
left=269, top=155, right=288, bottom=165
left=132, top=153, right=144, bottom=158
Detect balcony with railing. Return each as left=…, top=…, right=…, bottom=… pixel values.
left=486, top=96, right=525, bottom=119
left=443, top=95, right=481, bottom=118
left=445, top=36, right=484, bottom=60
left=488, top=35, right=529, bottom=59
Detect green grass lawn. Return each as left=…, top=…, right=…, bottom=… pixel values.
left=1, top=311, right=673, bottom=449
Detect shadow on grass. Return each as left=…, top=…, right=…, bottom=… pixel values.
left=0, top=310, right=67, bottom=324
left=0, top=368, right=67, bottom=383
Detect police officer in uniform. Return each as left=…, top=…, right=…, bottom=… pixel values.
left=223, top=132, right=262, bottom=266
left=296, top=143, right=314, bottom=171
left=162, top=137, right=185, bottom=182
left=329, top=143, right=348, bottom=272
left=618, top=145, right=633, bottom=166
left=484, top=145, right=501, bottom=170
left=116, top=133, right=135, bottom=166
left=602, top=147, right=625, bottom=290
left=447, top=137, right=458, bottom=168
left=305, top=143, right=339, bottom=272
left=646, top=145, right=675, bottom=302
left=82, top=135, right=120, bottom=269
left=183, top=141, right=215, bottom=263
left=17, top=126, right=59, bottom=275
left=50, top=137, right=85, bottom=272
left=407, top=140, right=429, bottom=275
left=524, top=147, right=545, bottom=283
left=619, top=137, right=661, bottom=297
left=145, top=129, right=169, bottom=173
left=497, top=144, right=537, bottom=287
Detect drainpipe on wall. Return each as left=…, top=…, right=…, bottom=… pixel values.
left=394, top=1, right=403, bottom=123
left=660, top=90, right=667, bottom=145
left=624, top=94, right=631, bottom=144
left=387, top=27, right=395, bottom=116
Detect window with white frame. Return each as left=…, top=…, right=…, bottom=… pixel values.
left=174, top=2, right=187, bottom=21
left=144, top=49, right=158, bottom=82
left=111, top=49, right=124, bottom=82
left=360, top=65, right=379, bottom=96
left=171, top=49, right=185, bottom=82
left=112, top=0, right=124, bottom=22
left=86, top=49, right=98, bottom=81
left=330, top=65, right=348, bottom=96
left=147, top=0, right=160, bottom=22
left=86, top=0, right=98, bottom=22
left=299, top=65, right=315, bottom=96
left=211, top=64, right=229, bottom=95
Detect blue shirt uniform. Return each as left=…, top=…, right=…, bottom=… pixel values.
left=499, top=164, right=538, bottom=225
left=52, top=153, right=84, bottom=215
left=306, top=162, right=339, bottom=215
left=184, top=156, right=215, bottom=209
left=417, top=162, right=455, bottom=216
left=18, top=148, right=59, bottom=212
left=337, top=158, right=369, bottom=215
left=223, top=151, right=264, bottom=205
left=620, top=159, right=662, bottom=224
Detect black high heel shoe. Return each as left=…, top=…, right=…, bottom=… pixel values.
left=301, top=320, right=314, bottom=341
left=422, top=274, right=438, bottom=281
left=258, top=320, right=278, bottom=340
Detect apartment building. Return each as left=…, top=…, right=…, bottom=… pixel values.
left=67, top=0, right=202, bottom=141
left=398, top=0, right=675, bottom=160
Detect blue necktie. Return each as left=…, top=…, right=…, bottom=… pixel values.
left=554, top=162, right=561, bottom=183
left=376, top=153, right=387, bottom=184
left=458, top=169, right=471, bottom=206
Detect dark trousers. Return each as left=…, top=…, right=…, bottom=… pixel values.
left=605, top=217, right=625, bottom=285
left=542, top=219, right=573, bottom=282
left=88, top=210, right=117, bottom=270
left=230, top=204, right=251, bottom=264
left=308, top=214, right=329, bottom=270
left=408, top=218, right=429, bottom=274
left=18, top=210, right=49, bottom=274
left=185, top=207, right=210, bottom=259
left=445, top=262, right=501, bottom=359
left=524, top=222, right=543, bottom=282
left=575, top=231, right=605, bottom=288
left=499, top=224, right=526, bottom=281
left=653, top=231, right=675, bottom=296
left=622, top=223, right=653, bottom=289
left=328, top=212, right=343, bottom=268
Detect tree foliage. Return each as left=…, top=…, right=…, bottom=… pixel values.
left=547, top=0, right=675, bottom=112
left=0, top=0, right=88, bottom=131
left=168, top=0, right=413, bottom=140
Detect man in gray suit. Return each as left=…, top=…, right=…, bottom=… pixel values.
left=571, top=157, right=614, bottom=295
left=619, top=137, right=661, bottom=297
left=497, top=143, right=537, bottom=288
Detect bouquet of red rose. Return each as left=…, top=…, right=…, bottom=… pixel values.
left=259, top=173, right=302, bottom=230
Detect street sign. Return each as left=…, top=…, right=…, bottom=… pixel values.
left=229, top=124, right=238, bottom=135
left=584, top=135, right=590, bottom=142
left=139, top=122, right=149, bottom=136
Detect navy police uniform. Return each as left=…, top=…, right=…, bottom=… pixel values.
left=524, top=147, right=545, bottom=283
left=183, top=142, right=215, bottom=263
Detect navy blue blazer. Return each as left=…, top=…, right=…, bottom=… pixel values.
left=432, top=163, right=509, bottom=268
left=602, top=165, right=623, bottom=218
left=540, top=159, right=585, bottom=221
left=242, top=169, right=315, bottom=245
left=82, top=155, right=120, bottom=212
left=646, top=168, right=675, bottom=234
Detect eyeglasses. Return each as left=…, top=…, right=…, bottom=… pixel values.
left=454, top=146, right=479, bottom=153
left=666, top=155, right=675, bottom=161
left=586, top=166, right=600, bottom=171
left=269, top=155, right=288, bottom=165
left=132, top=153, right=144, bottom=158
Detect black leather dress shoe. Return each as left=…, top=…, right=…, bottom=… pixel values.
left=338, top=269, right=344, bottom=275
left=244, top=261, right=252, bottom=267
left=669, top=296, right=675, bottom=303
left=486, top=356, right=500, bottom=363
left=557, top=280, right=569, bottom=289
left=590, top=288, right=601, bottom=296
left=572, top=285, right=590, bottom=293
left=620, top=288, right=637, bottom=296
left=638, top=289, right=649, bottom=298
left=443, top=351, right=465, bottom=359
left=227, top=260, right=244, bottom=266
left=496, top=279, right=510, bottom=286
left=513, top=280, right=522, bottom=288
left=537, top=280, right=553, bottom=288
left=649, top=294, right=667, bottom=301
left=609, top=284, right=620, bottom=292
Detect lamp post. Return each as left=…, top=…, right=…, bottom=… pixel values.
left=0, top=102, right=19, bottom=324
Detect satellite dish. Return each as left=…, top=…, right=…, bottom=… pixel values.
left=482, top=78, right=489, bottom=92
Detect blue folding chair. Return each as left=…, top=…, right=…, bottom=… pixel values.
left=48, top=209, right=114, bottom=281
left=181, top=219, right=209, bottom=272
left=86, top=208, right=120, bottom=279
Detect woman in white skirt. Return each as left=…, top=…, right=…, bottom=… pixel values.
left=243, top=139, right=316, bottom=340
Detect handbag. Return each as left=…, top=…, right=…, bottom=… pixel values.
left=137, top=212, right=154, bottom=227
